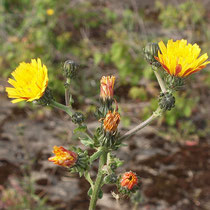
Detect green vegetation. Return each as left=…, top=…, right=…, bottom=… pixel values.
left=1, top=0, right=209, bottom=138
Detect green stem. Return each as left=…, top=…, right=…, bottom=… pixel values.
left=153, top=68, right=167, bottom=93
left=65, top=78, right=71, bottom=106
left=89, top=151, right=108, bottom=210
left=120, top=107, right=162, bottom=141
left=84, top=172, right=94, bottom=189
left=50, top=100, right=74, bottom=117
left=89, top=149, right=104, bottom=164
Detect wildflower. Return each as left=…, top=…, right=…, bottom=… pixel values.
left=103, top=110, right=120, bottom=132
left=120, top=171, right=138, bottom=190
left=48, top=146, right=78, bottom=167
left=100, top=76, right=115, bottom=101
left=155, top=39, right=210, bottom=77
left=46, top=9, right=54, bottom=16
left=6, top=58, right=48, bottom=103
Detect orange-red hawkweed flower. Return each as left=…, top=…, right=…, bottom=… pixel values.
left=155, top=39, right=210, bottom=77
left=48, top=146, right=78, bottom=167
left=100, top=76, right=115, bottom=101
left=120, top=171, right=138, bottom=190
left=103, top=110, right=120, bottom=132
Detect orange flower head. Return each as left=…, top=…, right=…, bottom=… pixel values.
left=120, top=171, right=138, bottom=190
left=100, top=76, right=115, bottom=101
left=155, top=39, right=210, bottom=77
left=48, top=146, right=78, bottom=167
left=103, top=110, right=120, bottom=132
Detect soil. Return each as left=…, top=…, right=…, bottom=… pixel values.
left=0, top=84, right=210, bottom=210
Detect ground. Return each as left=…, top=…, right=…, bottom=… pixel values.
left=0, top=84, right=210, bottom=210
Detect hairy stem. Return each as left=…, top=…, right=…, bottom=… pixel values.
left=51, top=100, right=74, bottom=116
left=120, top=107, right=162, bottom=140
left=85, top=128, right=94, bottom=140
left=153, top=69, right=167, bottom=93
left=89, top=151, right=107, bottom=210
left=65, top=78, right=71, bottom=106
left=89, top=149, right=104, bottom=164
left=84, top=172, right=94, bottom=189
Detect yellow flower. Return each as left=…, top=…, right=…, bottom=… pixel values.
left=155, top=39, right=210, bottom=77
left=103, top=110, right=120, bottom=132
left=46, top=9, right=54, bottom=16
left=100, top=76, right=115, bottom=101
left=48, top=146, right=78, bottom=167
left=120, top=171, right=138, bottom=190
left=6, top=58, right=48, bottom=103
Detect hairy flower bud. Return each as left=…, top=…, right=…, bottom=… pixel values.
left=143, top=43, right=161, bottom=67
left=120, top=171, right=138, bottom=190
left=103, top=110, right=120, bottom=132
left=100, top=76, right=115, bottom=102
left=63, top=60, right=79, bottom=79
left=72, top=112, right=85, bottom=124
left=158, top=91, right=175, bottom=111
left=48, top=146, right=78, bottom=167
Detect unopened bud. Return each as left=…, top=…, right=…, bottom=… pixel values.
left=143, top=43, right=161, bottom=67
left=72, top=112, right=85, bottom=124
left=159, top=91, right=175, bottom=111
left=63, top=60, right=79, bottom=79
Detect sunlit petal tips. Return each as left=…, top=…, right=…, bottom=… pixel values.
left=6, top=58, right=49, bottom=103
left=48, top=146, right=78, bottom=167
left=100, top=76, right=115, bottom=101
left=155, top=39, right=210, bottom=77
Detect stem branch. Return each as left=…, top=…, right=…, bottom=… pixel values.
left=84, top=172, right=94, bottom=189
left=50, top=100, right=74, bottom=117
left=120, top=107, right=162, bottom=141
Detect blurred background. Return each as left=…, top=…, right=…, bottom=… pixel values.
left=0, top=0, right=210, bottom=209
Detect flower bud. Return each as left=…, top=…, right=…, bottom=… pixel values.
left=48, top=146, right=78, bottom=167
left=63, top=60, right=79, bottom=79
left=103, top=110, right=120, bottom=132
left=72, top=112, right=85, bottom=124
left=143, top=43, right=161, bottom=67
left=70, top=148, right=89, bottom=175
left=120, top=171, right=138, bottom=190
left=100, top=76, right=115, bottom=102
left=158, top=91, right=175, bottom=111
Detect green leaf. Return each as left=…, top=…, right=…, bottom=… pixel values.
left=79, top=136, right=94, bottom=147
left=73, top=125, right=87, bottom=133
